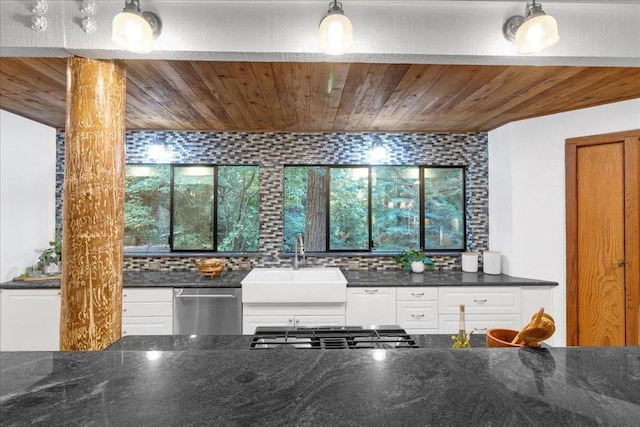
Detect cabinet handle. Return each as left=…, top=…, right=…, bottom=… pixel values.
left=473, top=327, right=487, bottom=332
left=123, top=331, right=127, bottom=335
left=123, top=308, right=127, bottom=312
left=473, top=298, right=487, bottom=304
left=411, top=314, right=425, bottom=318
left=295, top=319, right=300, bottom=324
left=288, top=318, right=293, bottom=323
left=123, top=294, right=127, bottom=298
left=364, top=289, right=379, bottom=293
left=411, top=292, right=424, bottom=297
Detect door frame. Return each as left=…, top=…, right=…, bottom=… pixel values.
left=565, top=129, right=640, bottom=346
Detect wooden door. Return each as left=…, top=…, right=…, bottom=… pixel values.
left=566, top=130, right=640, bottom=346
left=576, top=143, right=625, bottom=345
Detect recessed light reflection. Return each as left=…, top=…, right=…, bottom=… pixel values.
left=146, top=350, right=161, bottom=361
left=190, top=335, right=197, bottom=338
left=371, top=349, right=387, bottom=361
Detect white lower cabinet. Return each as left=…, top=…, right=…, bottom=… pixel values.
left=438, top=287, right=522, bottom=335
left=242, top=303, right=346, bottom=334
left=396, top=287, right=439, bottom=334
left=342, top=285, right=555, bottom=339
left=346, top=288, right=397, bottom=326
left=0, top=289, right=61, bottom=351
left=122, top=288, right=173, bottom=336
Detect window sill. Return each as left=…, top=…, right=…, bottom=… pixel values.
left=279, top=251, right=463, bottom=258
left=124, top=252, right=263, bottom=258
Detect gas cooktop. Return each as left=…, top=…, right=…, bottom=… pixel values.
left=249, top=325, right=419, bottom=350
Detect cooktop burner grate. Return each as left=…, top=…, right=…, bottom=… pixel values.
left=250, top=325, right=419, bottom=350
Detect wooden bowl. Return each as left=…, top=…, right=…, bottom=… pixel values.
left=486, top=328, right=541, bottom=348
left=196, top=258, right=226, bottom=278
left=486, top=328, right=523, bottom=347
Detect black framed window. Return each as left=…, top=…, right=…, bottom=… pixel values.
left=124, top=164, right=259, bottom=253
left=283, top=165, right=465, bottom=253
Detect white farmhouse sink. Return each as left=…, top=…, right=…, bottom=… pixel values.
left=241, top=268, right=347, bottom=303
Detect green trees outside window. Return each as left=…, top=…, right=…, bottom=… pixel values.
left=330, top=167, right=369, bottom=250
left=125, top=165, right=171, bottom=252
left=283, top=165, right=465, bottom=252
left=172, top=166, right=215, bottom=250
left=217, top=165, right=259, bottom=252
left=372, top=166, right=420, bottom=251
left=424, top=168, right=464, bottom=250
left=125, top=164, right=259, bottom=253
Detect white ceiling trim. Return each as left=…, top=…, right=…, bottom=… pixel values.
left=1, top=1, right=639, bottom=66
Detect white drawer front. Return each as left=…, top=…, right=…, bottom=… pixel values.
left=439, top=287, right=521, bottom=314
left=122, top=288, right=172, bottom=302
left=123, top=301, right=173, bottom=317
left=397, top=287, right=438, bottom=301
left=438, top=314, right=522, bottom=334
left=397, top=301, right=439, bottom=330
left=122, top=317, right=173, bottom=335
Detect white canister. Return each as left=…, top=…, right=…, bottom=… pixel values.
left=461, top=252, right=479, bottom=273
left=483, top=251, right=501, bottom=275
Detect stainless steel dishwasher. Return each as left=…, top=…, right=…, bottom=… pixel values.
left=173, top=288, right=242, bottom=335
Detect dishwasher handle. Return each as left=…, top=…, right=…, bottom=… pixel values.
left=175, top=290, right=237, bottom=298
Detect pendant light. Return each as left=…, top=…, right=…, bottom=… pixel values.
left=503, top=1, right=559, bottom=54
left=112, top=0, right=162, bottom=53
left=318, top=1, right=353, bottom=55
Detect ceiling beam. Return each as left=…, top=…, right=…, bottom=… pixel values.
left=1, top=1, right=639, bottom=66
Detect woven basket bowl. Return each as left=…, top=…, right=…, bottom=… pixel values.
left=196, top=258, right=226, bottom=278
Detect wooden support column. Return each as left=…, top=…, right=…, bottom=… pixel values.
left=60, top=57, right=126, bottom=351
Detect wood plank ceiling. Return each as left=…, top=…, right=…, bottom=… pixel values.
left=1, top=57, right=639, bottom=132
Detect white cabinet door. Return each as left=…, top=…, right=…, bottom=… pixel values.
left=243, top=315, right=292, bottom=334
left=346, top=288, right=397, bottom=326
left=0, top=289, right=61, bottom=351
left=122, top=317, right=173, bottom=336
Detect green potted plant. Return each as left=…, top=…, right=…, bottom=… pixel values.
left=393, top=249, right=434, bottom=273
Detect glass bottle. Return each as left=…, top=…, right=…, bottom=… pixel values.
left=453, top=304, right=471, bottom=348
left=457, top=304, right=467, bottom=344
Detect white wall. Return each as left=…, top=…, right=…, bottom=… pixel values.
left=488, top=98, right=640, bottom=345
left=0, top=110, right=57, bottom=282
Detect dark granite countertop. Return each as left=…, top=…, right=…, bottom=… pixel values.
left=2, top=346, right=638, bottom=426
left=0, top=269, right=557, bottom=289
left=0, top=270, right=249, bottom=289
left=104, top=334, right=487, bottom=351
left=342, top=269, right=558, bottom=287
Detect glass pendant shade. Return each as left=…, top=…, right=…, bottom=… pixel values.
left=112, top=10, right=154, bottom=53
left=515, top=14, right=559, bottom=54
left=318, top=13, right=353, bottom=55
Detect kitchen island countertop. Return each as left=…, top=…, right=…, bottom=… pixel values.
left=104, top=333, right=487, bottom=351
left=1, top=344, right=638, bottom=426
left=0, top=269, right=557, bottom=289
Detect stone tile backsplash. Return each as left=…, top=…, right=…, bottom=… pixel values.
left=56, top=130, right=488, bottom=271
